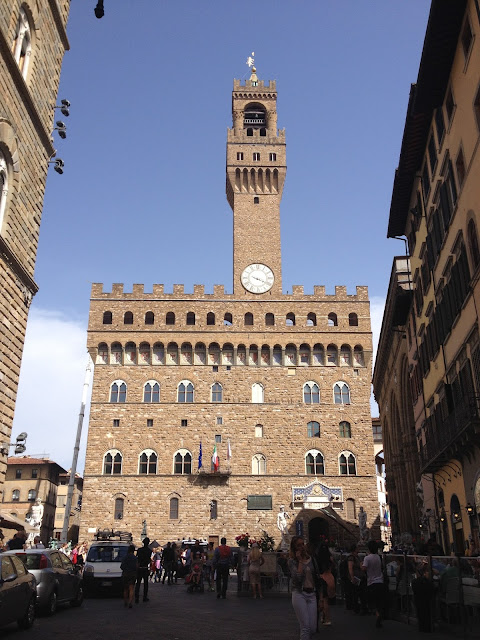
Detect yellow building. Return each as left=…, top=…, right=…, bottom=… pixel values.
left=375, top=0, right=480, bottom=552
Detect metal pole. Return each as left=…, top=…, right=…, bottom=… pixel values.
left=61, top=356, right=93, bottom=543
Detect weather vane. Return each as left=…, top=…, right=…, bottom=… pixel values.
left=246, top=52, right=255, bottom=68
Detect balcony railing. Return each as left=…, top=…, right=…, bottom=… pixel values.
left=420, top=396, right=480, bottom=472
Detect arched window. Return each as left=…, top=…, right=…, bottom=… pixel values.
left=12, top=489, right=20, bottom=501
left=349, top=313, right=358, bottom=327
left=167, top=342, right=178, bottom=365
left=13, top=8, right=32, bottom=78
left=111, top=342, right=122, bottom=365
left=124, top=311, right=133, bottom=325
left=247, top=127, right=253, bottom=136
left=346, top=498, right=356, bottom=519
left=265, top=313, right=275, bottom=326
left=186, top=311, right=196, bottom=325
left=328, top=313, right=338, bottom=327
left=327, top=344, right=338, bottom=365
left=102, top=311, right=112, bottom=325
left=212, top=382, right=223, bottom=402
left=285, top=344, right=297, bottom=366
left=27, top=489, right=36, bottom=501
left=313, top=344, right=325, bottom=365
left=353, top=346, right=364, bottom=367
left=339, top=452, right=356, bottom=476
left=334, top=381, right=350, bottom=404
left=114, top=497, right=124, bottom=520
left=152, top=342, right=164, bottom=365
left=299, top=344, right=310, bottom=365
left=252, top=454, right=266, bottom=475
left=307, top=421, right=320, bottom=438
left=273, top=345, right=282, bottom=366
left=143, top=381, right=160, bottom=402
left=180, top=342, right=192, bottom=365
left=174, top=450, right=192, bottom=474
left=303, top=382, right=320, bottom=404
left=260, top=345, right=270, bottom=366
left=0, top=151, right=9, bottom=231
left=97, top=342, right=108, bottom=364
left=307, top=313, right=317, bottom=326
left=224, top=313, right=233, bottom=326
left=306, top=450, right=324, bottom=475
left=125, top=342, right=136, bottom=364
left=339, top=421, right=351, bottom=438
left=252, top=382, right=264, bottom=403
left=245, top=312, right=253, bottom=326
left=145, top=311, right=154, bottom=325
left=194, top=342, right=206, bottom=365
left=210, top=499, right=218, bottom=520
left=249, top=344, right=258, bottom=366
left=208, top=343, right=220, bottom=365
left=110, top=380, right=127, bottom=403
left=166, top=312, right=175, bottom=325
left=170, top=497, right=179, bottom=519
left=139, top=342, right=150, bottom=364
left=468, top=219, right=480, bottom=270
left=222, top=343, right=234, bottom=366
left=340, top=345, right=352, bottom=366
left=255, top=424, right=263, bottom=437
left=104, top=450, right=122, bottom=474
left=178, top=380, right=194, bottom=403
left=237, top=344, right=246, bottom=365
left=286, top=312, right=295, bottom=326
left=207, top=312, right=215, bottom=325
left=139, top=449, right=157, bottom=474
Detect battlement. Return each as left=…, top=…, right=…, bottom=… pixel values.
left=91, top=283, right=369, bottom=301
left=233, top=78, right=276, bottom=91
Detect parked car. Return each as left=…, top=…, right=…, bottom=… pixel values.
left=83, top=530, right=132, bottom=596
left=0, top=552, right=36, bottom=629
left=5, top=549, right=83, bottom=615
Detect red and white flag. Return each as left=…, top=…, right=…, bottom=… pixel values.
left=212, top=444, right=219, bottom=472
left=227, top=439, right=232, bottom=462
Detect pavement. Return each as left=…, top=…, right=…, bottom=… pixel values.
left=1, top=578, right=460, bottom=640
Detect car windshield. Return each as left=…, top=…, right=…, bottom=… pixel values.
left=86, top=545, right=128, bottom=562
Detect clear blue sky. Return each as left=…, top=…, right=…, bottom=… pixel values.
left=12, top=0, right=431, bottom=471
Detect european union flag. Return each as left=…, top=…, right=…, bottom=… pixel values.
left=198, top=442, right=203, bottom=469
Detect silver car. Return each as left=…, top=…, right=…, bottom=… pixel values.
left=5, top=549, right=83, bottom=615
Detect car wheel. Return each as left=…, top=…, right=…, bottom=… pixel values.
left=45, top=590, right=57, bottom=616
left=71, top=584, right=84, bottom=607
left=18, top=597, right=36, bottom=629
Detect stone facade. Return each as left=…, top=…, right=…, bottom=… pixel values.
left=0, top=1, right=70, bottom=497
left=80, top=69, right=378, bottom=548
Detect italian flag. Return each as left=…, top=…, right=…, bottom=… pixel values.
left=212, top=445, right=219, bottom=472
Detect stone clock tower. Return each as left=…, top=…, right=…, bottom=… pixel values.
left=226, top=66, right=286, bottom=296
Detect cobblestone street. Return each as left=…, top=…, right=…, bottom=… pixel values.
left=1, top=579, right=455, bottom=640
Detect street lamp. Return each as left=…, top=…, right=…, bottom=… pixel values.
left=0, top=432, right=28, bottom=456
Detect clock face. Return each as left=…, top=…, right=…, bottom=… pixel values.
left=241, top=263, right=274, bottom=293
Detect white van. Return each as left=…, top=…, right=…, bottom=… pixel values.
left=83, top=530, right=133, bottom=596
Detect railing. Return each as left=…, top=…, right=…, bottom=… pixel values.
left=244, top=118, right=265, bottom=124
left=420, top=397, right=480, bottom=472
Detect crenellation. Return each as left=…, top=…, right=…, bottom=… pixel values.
left=132, top=284, right=144, bottom=296
left=193, top=285, right=205, bottom=296
left=335, top=286, right=347, bottom=299
left=292, top=285, right=304, bottom=296
left=173, top=284, right=184, bottom=295
left=213, top=284, right=225, bottom=296
left=111, top=283, right=124, bottom=295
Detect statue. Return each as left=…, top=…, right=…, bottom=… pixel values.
left=26, top=499, right=44, bottom=530
left=277, top=505, right=291, bottom=550
left=358, top=506, right=367, bottom=541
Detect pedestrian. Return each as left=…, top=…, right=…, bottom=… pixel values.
left=288, top=536, right=317, bottom=640
left=135, top=537, right=151, bottom=603
left=162, top=541, right=175, bottom=584
left=213, top=536, right=233, bottom=599
left=121, top=544, right=138, bottom=608
left=347, top=543, right=368, bottom=615
left=314, top=542, right=335, bottom=626
left=7, top=530, right=26, bottom=550
left=32, top=535, right=45, bottom=549
left=362, top=540, right=385, bottom=628
left=247, top=542, right=265, bottom=599
left=205, top=541, right=215, bottom=591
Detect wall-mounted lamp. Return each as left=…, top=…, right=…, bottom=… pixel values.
left=54, top=99, right=71, bottom=117
left=466, top=503, right=475, bottom=517
left=48, top=158, right=64, bottom=174
left=440, top=510, right=446, bottom=523
left=54, top=121, right=67, bottom=139
left=0, top=432, right=28, bottom=456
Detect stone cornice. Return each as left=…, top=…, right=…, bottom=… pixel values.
left=0, top=236, right=38, bottom=297
left=0, top=29, right=55, bottom=157
left=47, top=0, right=70, bottom=51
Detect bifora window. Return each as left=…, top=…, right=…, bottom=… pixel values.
left=110, top=381, right=127, bottom=403
left=178, top=381, right=194, bottom=402
left=174, top=450, right=192, bottom=474
left=303, top=382, right=320, bottom=404
left=252, top=454, right=266, bottom=475
left=306, top=450, right=324, bottom=475
left=139, top=450, right=157, bottom=474
left=104, top=450, right=122, bottom=475
left=339, top=452, right=356, bottom=476
left=334, top=382, right=350, bottom=404
left=143, top=381, right=160, bottom=402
